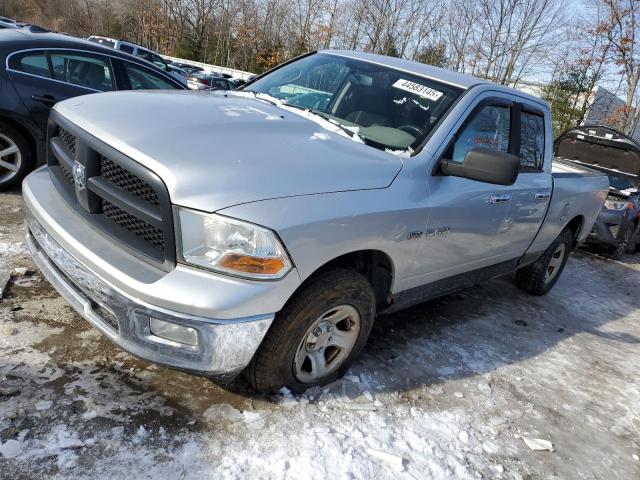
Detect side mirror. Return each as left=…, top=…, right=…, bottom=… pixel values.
left=439, top=147, right=520, bottom=185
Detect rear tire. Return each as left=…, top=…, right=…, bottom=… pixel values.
left=0, top=122, right=34, bottom=191
left=244, top=269, right=376, bottom=393
left=516, top=228, right=572, bottom=295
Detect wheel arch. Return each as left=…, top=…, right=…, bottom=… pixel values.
left=0, top=114, right=40, bottom=165
left=564, top=215, right=585, bottom=248
left=295, top=249, right=395, bottom=310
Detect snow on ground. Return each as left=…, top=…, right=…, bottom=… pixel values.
left=1, top=191, right=639, bottom=479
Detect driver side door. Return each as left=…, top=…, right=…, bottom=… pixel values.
left=411, top=97, right=520, bottom=287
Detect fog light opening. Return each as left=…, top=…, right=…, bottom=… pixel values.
left=149, top=317, right=198, bottom=346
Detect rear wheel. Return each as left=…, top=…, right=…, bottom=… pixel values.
left=0, top=123, right=34, bottom=191
left=244, top=269, right=376, bottom=393
left=516, top=228, right=572, bottom=295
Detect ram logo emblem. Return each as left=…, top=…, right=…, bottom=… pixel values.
left=73, top=161, right=86, bottom=191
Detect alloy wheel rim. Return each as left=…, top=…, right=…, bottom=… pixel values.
left=0, top=133, right=21, bottom=183
left=545, top=243, right=566, bottom=283
left=294, top=305, right=361, bottom=383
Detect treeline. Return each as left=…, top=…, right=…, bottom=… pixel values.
left=0, top=0, right=569, bottom=78
left=3, top=0, right=640, bottom=136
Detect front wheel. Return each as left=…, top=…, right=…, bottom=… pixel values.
left=516, top=228, right=572, bottom=295
left=244, top=269, right=376, bottom=393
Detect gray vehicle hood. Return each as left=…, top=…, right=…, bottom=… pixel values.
left=54, top=90, right=404, bottom=211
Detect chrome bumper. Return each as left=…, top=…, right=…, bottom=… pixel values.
left=26, top=215, right=272, bottom=379
left=21, top=168, right=287, bottom=379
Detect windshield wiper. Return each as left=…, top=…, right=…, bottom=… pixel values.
left=306, top=109, right=361, bottom=139
left=277, top=102, right=410, bottom=152
left=246, top=90, right=279, bottom=107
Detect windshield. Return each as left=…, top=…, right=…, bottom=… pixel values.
left=244, top=53, right=462, bottom=152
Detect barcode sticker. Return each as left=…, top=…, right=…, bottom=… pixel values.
left=392, top=79, right=443, bottom=101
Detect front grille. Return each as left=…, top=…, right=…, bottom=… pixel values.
left=48, top=114, right=175, bottom=269
left=60, top=161, right=74, bottom=185
left=103, top=200, right=164, bottom=248
left=101, top=157, right=159, bottom=207
left=58, top=128, right=77, bottom=156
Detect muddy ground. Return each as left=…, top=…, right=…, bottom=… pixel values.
left=0, top=189, right=639, bottom=479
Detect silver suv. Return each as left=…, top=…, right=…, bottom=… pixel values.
left=87, top=36, right=188, bottom=85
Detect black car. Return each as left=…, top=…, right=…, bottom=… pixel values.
left=0, top=29, right=186, bottom=190
left=555, top=125, right=640, bottom=258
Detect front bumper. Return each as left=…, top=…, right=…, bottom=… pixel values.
left=584, top=209, right=627, bottom=246
left=22, top=168, right=301, bottom=378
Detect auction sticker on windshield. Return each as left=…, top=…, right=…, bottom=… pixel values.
left=392, top=79, right=443, bottom=101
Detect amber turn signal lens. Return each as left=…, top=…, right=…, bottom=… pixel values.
left=219, top=253, right=286, bottom=275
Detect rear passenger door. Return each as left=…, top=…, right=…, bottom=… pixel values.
left=502, top=103, right=552, bottom=256
left=7, top=49, right=115, bottom=134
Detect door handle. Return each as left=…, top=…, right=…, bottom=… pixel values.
left=535, top=191, right=551, bottom=200
left=489, top=194, right=511, bottom=204
left=31, top=94, right=56, bottom=106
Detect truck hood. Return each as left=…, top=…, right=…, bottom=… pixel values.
left=54, top=90, right=403, bottom=211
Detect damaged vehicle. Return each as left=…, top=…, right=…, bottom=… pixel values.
left=23, top=51, right=608, bottom=393
left=555, top=125, right=640, bottom=259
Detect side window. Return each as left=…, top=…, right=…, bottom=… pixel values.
left=150, top=53, right=167, bottom=70
left=8, top=51, right=50, bottom=78
left=520, top=111, right=545, bottom=170
left=123, top=62, right=180, bottom=90
left=49, top=52, right=114, bottom=91
left=451, top=105, right=510, bottom=163
left=215, top=79, right=228, bottom=90
left=119, top=44, right=134, bottom=55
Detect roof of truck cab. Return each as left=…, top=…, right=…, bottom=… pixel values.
left=321, top=50, right=548, bottom=107
left=321, top=50, right=489, bottom=89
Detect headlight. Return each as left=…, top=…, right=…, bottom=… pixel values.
left=175, top=207, right=292, bottom=279
left=604, top=199, right=630, bottom=210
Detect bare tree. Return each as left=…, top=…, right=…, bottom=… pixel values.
left=597, top=0, right=640, bottom=135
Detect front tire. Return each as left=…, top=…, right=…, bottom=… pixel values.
left=244, top=269, right=376, bottom=393
left=516, top=228, right=572, bottom=295
left=0, top=123, right=34, bottom=191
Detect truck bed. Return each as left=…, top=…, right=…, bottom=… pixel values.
left=527, top=159, right=609, bottom=254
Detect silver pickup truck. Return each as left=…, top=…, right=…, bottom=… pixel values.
left=22, top=51, right=608, bottom=392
